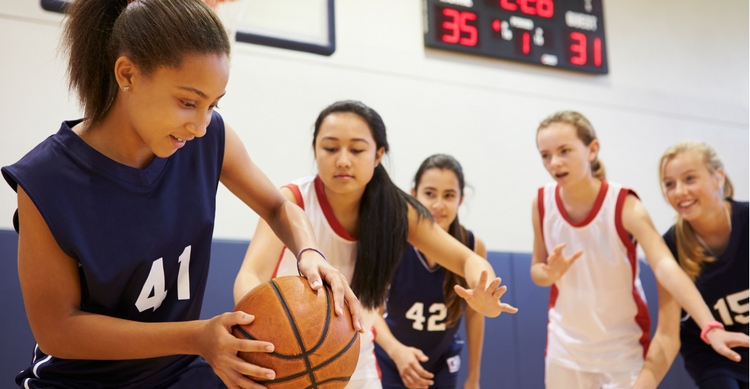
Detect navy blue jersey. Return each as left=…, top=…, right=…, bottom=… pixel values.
left=663, top=199, right=749, bottom=384
left=2, top=112, right=226, bottom=389
left=377, top=231, right=475, bottom=374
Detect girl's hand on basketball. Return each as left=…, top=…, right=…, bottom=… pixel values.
left=298, top=251, right=365, bottom=333
left=199, top=312, right=276, bottom=389
left=454, top=270, right=518, bottom=317
left=542, top=243, right=582, bottom=283
left=705, top=328, right=749, bottom=362
left=391, top=344, right=434, bottom=389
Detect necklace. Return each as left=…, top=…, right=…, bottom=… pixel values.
left=694, top=202, right=732, bottom=256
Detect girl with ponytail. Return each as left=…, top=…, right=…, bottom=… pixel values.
left=234, top=101, right=517, bottom=388
left=2, top=0, right=359, bottom=388
left=373, top=154, right=486, bottom=389
left=531, top=112, right=744, bottom=389
left=634, top=141, right=748, bottom=389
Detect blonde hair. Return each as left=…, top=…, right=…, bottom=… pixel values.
left=538, top=111, right=605, bottom=180
left=659, top=140, right=734, bottom=281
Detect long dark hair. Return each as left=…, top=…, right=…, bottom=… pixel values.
left=413, top=154, right=470, bottom=327
left=313, top=100, right=431, bottom=309
left=63, top=0, right=230, bottom=125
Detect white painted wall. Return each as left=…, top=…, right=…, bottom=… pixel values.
left=1, top=0, right=747, bottom=253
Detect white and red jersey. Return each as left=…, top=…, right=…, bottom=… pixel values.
left=273, top=175, right=381, bottom=387
left=538, top=180, right=650, bottom=373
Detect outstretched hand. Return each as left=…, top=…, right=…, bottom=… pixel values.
left=198, top=312, right=276, bottom=389
left=541, top=243, right=582, bottom=284
left=706, top=328, right=749, bottom=362
left=455, top=270, right=518, bottom=318
left=297, top=250, right=365, bottom=333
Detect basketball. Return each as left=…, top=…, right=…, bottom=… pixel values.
left=232, top=276, right=360, bottom=388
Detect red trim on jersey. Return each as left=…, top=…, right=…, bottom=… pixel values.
left=545, top=284, right=559, bottom=357
left=314, top=175, right=356, bottom=241
left=285, top=183, right=305, bottom=210
left=271, top=247, right=286, bottom=279
left=372, top=327, right=382, bottom=379
left=615, top=188, right=651, bottom=357
left=539, top=186, right=554, bottom=357
left=555, top=180, right=609, bottom=227
left=537, top=187, right=546, bottom=242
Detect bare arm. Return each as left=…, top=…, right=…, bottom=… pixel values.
left=529, top=195, right=582, bottom=287
left=17, top=186, right=275, bottom=389
left=406, top=205, right=517, bottom=318
left=464, top=237, right=487, bottom=389
left=222, top=124, right=362, bottom=328
left=632, top=282, right=682, bottom=389
left=622, top=194, right=747, bottom=361
left=232, top=187, right=293, bottom=304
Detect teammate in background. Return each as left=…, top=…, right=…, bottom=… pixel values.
left=633, top=141, right=748, bottom=389
left=530, top=111, right=745, bottom=389
left=374, top=154, right=486, bottom=389
left=234, top=100, right=517, bottom=389
left=1, top=0, right=361, bottom=388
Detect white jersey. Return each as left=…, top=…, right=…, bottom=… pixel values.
left=273, top=175, right=381, bottom=387
left=538, top=181, right=650, bottom=373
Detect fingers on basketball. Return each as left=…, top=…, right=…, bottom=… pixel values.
left=232, top=276, right=360, bottom=388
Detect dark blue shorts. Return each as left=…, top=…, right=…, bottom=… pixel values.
left=17, top=356, right=226, bottom=389
left=698, top=375, right=749, bottom=389
left=376, top=339, right=463, bottom=389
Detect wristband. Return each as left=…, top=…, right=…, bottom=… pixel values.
left=295, top=247, right=328, bottom=276
left=700, top=320, right=725, bottom=344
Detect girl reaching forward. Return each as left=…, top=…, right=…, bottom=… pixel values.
left=234, top=101, right=517, bottom=389
left=530, top=111, right=745, bottom=389
left=634, top=141, right=748, bottom=389
left=374, top=154, right=486, bottom=389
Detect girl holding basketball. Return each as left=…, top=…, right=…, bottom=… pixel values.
left=373, top=154, right=486, bottom=389
left=633, top=141, right=748, bottom=389
left=234, top=100, right=517, bottom=388
left=531, top=111, right=744, bottom=389
left=1, top=1, right=361, bottom=388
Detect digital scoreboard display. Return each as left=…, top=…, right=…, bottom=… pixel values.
left=424, top=0, right=608, bottom=74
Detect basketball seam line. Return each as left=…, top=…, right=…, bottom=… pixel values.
left=270, top=279, right=317, bottom=387
left=255, top=330, right=360, bottom=385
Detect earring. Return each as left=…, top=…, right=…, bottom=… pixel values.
left=122, top=86, right=130, bottom=92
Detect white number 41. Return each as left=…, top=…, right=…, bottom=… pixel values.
left=135, top=246, right=192, bottom=312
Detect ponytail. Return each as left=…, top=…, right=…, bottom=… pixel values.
left=313, top=101, right=430, bottom=309
left=659, top=140, right=734, bottom=281
left=63, top=0, right=129, bottom=125
left=538, top=111, right=605, bottom=180
left=63, top=0, right=230, bottom=125
left=354, top=165, right=428, bottom=309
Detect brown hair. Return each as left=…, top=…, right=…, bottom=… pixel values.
left=413, top=154, right=470, bottom=328
left=537, top=111, right=605, bottom=180
left=63, top=0, right=230, bottom=125
left=659, top=140, right=734, bottom=281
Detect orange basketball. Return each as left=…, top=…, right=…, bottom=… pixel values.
left=232, top=276, right=360, bottom=388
